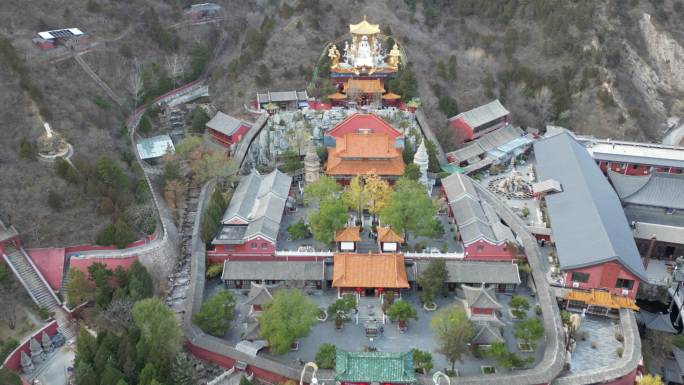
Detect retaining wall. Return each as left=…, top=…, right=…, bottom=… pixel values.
left=1, top=320, right=59, bottom=372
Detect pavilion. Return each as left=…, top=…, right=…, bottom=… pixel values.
left=332, top=253, right=410, bottom=297
left=335, top=350, right=416, bottom=385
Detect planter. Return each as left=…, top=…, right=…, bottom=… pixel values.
left=518, top=342, right=534, bottom=353
left=445, top=369, right=459, bottom=377
left=317, top=309, right=328, bottom=322
left=509, top=309, right=524, bottom=321
left=335, top=317, right=343, bottom=330
left=423, top=302, right=438, bottom=312
left=481, top=366, right=496, bottom=375
left=398, top=320, right=408, bottom=333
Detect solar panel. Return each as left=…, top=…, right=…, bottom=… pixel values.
left=49, top=29, right=75, bottom=39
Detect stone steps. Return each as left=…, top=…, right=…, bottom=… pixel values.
left=5, top=249, right=60, bottom=311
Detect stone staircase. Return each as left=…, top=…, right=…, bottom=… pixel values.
left=356, top=239, right=379, bottom=254
left=3, top=248, right=61, bottom=312
left=57, top=322, right=76, bottom=341
left=357, top=295, right=384, bottom=324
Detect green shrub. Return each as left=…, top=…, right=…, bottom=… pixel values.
left=138, top=114, right=152, bottom=134
left=0, top=368, right=21, bottom=385
left=315, top=343, right=336, bottom=369
left=94, top=95, right=110, bottom=110
left=0, top=339, right=19, bottom=363
left=287, top=219, right=311, bottom=240
left=674, top=335, right=684, bottom=349
left=19, top=137, right=37, bottom=159
left=96, top=219, right=136, bottom=249
left=190, top=106, right=210, bottom=133
left=38, top=307, right=52, bottom=320
left=206, top=263, right=223, bottom=279
left=192, top=290, right=236, bottom=336
left=411, top=348, right=433, bottom=374
left=47, top=190, right=63, bottom=211
left=55, top=158, right=79, bottom=184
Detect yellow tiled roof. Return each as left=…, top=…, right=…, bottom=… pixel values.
left=335, top=227, right=361, bottom=242
left=564, top=289, right=639, bottom=311
left=332, top=253, right=410, bottom=288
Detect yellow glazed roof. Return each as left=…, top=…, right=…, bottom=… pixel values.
left=349, top=17, right=381, bottom=35
left=564, top=289, right=639, bottom=311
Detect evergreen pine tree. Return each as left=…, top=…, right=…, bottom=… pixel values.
left=170, top=353, right=195, bottom=385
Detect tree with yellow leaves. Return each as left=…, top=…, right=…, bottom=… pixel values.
left=364, top=172, right=392, bottom=223
left=342, top=175, right=369, bottom=225
left=637, top=374, right=664, bottom=385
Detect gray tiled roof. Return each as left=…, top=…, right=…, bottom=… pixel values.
left=447, top=143, right=485, bottom=163
left=415, top=261, right=520, bottom=285
left=471, top=323, right=504, bottom=345
left=221, top=261, right=324, bottom=281
left=443, top=172, right=479, bottom=200
left=459, top=219, right=498, bottom=245
left=609, top=170, right=684, bottom=210
left=458, top=284, right=502, bottom=309
left=450, top=99, right=510, bottom=129
left=533, top=133, right=647, bottom=280
left=674, top=348, right=684, bottom=375
left=637, top=310, right=677, bottom=333
left=244, top=283, right=275, bottom=306
left=257, top=90, right=308, bottom=103
left=206, top=111, right=249, bottom=136
left=443, top=173, right=504, bottom=246
left=476, top=125, right=524, bottom=152
left=216, top=170, right=292, bottom=243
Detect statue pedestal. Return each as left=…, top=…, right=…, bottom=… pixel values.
left=37, top=133, right=72, bottom=162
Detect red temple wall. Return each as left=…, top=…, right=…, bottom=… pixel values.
left=471, top=307, right=494, bottom=315
left=563, top=261, right=640, bottom=299
left=2, top=320, right=59, bottom=372
left=26, top=248, right=66, bottom=291
left=69, top=255, right=139, bottom=276
left=464, top=239, right=516, bottom=261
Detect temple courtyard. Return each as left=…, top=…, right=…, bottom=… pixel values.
left=276, top=186, right=463, bottom=254
left=203, top=280, right=544, bottom=377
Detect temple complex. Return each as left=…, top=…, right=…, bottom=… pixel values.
left=327, top=17, right=403, bottom=108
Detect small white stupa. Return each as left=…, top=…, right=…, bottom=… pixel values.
left=413, top=139, right=429, bottom=186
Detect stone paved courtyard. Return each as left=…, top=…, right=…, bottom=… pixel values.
left=203, top=279, right=545, bottom=377
left=568, top=315, right=623, bottom=373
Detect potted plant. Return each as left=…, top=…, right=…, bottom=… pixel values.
left=509, top=295, right=530, bottom=320
left=387, top=300, right=418, bottom=332
left=335, top=312, right=344, bottom=330
left=481, top=366, right=496, bottom=375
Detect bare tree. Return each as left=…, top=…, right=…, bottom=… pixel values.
left=165, top=54, right=187, bottom=88
left=534, top=86, right=554, bottom=127
left=505, top=82, right=536, bottom=128
left=130, top=58, right=143, bottom=109
left=98, top=298, right=133, bottom=332
left=0, top=276, right=18, bottom=329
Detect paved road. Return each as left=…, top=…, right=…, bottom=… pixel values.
left=662, top=122, right=684, bottom=146
left=31, top=342, right=75, bottom=385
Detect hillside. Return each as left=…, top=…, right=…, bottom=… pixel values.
left=1, top=0, right=684, bottom=246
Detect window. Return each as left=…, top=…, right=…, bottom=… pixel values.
left=615, top=278, right=634, bottom=290
left=251, top=242, right=257, bottom=249
left=261, top=243, right=269, bottom=249
left=632, top=164, right=639, bottom=169
left=476, top=244, right=484, bottom=252
left=571, top=272, right=590, bottom=283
